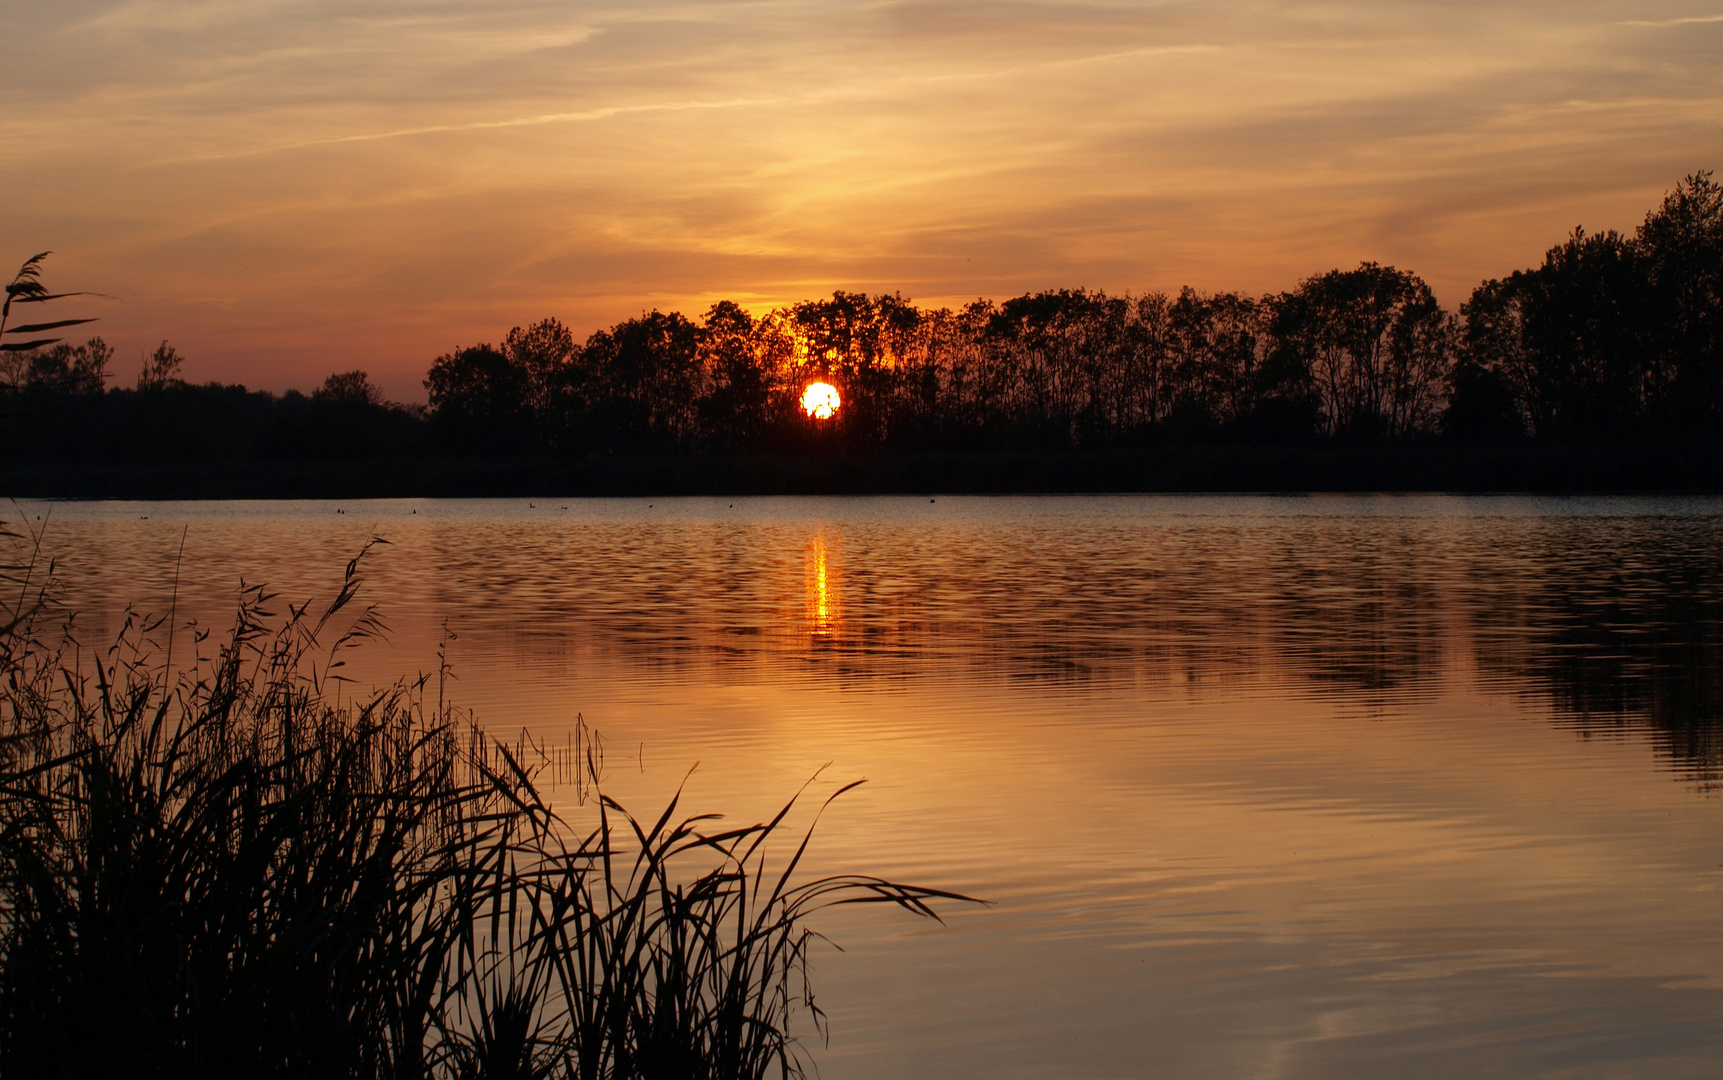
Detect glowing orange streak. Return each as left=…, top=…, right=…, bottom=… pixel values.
left=806, top=534, right=834, bottom=634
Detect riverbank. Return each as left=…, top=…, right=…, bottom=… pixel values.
left=5, top=442, right=1720, bottom=499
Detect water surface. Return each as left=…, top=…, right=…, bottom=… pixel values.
left=30, top=495, right=1723, bottom=1078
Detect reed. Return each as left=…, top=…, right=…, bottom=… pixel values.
left=0, top=538, right=970, bottom=1080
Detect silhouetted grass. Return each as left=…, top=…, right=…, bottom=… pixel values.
left=0, top=538, right=971, bottom=1079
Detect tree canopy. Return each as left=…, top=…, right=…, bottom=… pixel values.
left=4, top=172, right=1720, bottom=469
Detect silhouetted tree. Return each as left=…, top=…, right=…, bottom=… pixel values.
left=137, top=341, right=185, bottom=391
left=981, top=289, right=1138, bottom=447
left=1, top=337, right=111, bottom=395
left=1164, top=289, right=1265, bottom=435
left=695, top=301, right=774, bottom=449
left=314, top=370, right=384, bottom=407
left=1466, top=229, right=1648, bottom=440
left=1636, top=171, right=1723, bottom=431
left=1441, top=356, right=1524, bottom=441
left=300, top=370, right=423, bottom=458
left=502, top=317, right=576, bottom=447
left=788, top=291, right=901, bottom=446
left=1269, top=264, right=1454, bottom=439
left=424, top=345, right=527, bottom=453
left=573, top=311, right=702, bottom=451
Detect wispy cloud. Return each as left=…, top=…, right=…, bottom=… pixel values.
left=1619, top=13, right=1723, bottom=26
left=151, top=96, right=796, bottom=164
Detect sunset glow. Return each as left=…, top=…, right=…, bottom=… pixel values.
left=6, top=0, right=1721, bottom=1068
left=800, top=382, right=840, bottom=420
left=3, top=3, right=1719, bottom=397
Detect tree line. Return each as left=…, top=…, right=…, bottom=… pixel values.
left=4, top=172, right=1719, bottom=464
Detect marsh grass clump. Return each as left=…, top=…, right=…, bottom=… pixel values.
left=0, top=538, right=970, bottom=1079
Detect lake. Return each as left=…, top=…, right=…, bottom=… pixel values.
left=28, top=494, right=1723, bottom=1078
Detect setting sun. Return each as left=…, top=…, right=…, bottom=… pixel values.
left=800, top=382, right=841, bottom=420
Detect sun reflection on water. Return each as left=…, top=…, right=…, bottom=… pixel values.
left=805, top=532, right=838, bottom=635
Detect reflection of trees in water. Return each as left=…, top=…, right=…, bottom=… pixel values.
left=407, top=508, right=1723, bottom=783
left=1644, top=651, right=1723, bottom=788
left=1456, top=519, right=1723, bottom=784
left=1267, top=534, right=1450, bottom=696
left=905, top=515, right=1723, bottom=783
left=766, top=519, right=1463, bottom=698
left=1533, top=585, right=1723, bottom=786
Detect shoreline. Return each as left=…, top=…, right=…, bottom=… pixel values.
left=5, top=443, right=1721, bottom=499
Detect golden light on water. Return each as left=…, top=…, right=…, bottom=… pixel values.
left=800, top=382, right=841, bottom=420
left=805, top=533, right=836, bottom=635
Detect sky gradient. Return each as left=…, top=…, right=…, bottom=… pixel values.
left=5, top=0, right=1721, bottom=399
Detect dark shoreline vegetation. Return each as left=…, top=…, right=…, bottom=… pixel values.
left=6, top=442, right=1723, bottom=499
left=0, top=538, right=974, bottom=1078
left=5, top=173, right=1723, bottom=496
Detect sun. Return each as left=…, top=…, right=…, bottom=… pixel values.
left=800, top=382, right=841, bottom=420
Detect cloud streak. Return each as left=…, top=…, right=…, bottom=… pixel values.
left=153, top=96, right=799, bottom=164
left=1619, top=13, right=1723, bottom=26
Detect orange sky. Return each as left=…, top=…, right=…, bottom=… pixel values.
left=5, top=1, right=1721, bottom=400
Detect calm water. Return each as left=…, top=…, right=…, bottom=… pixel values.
left=27, top=495, right=1723, bottom=1078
